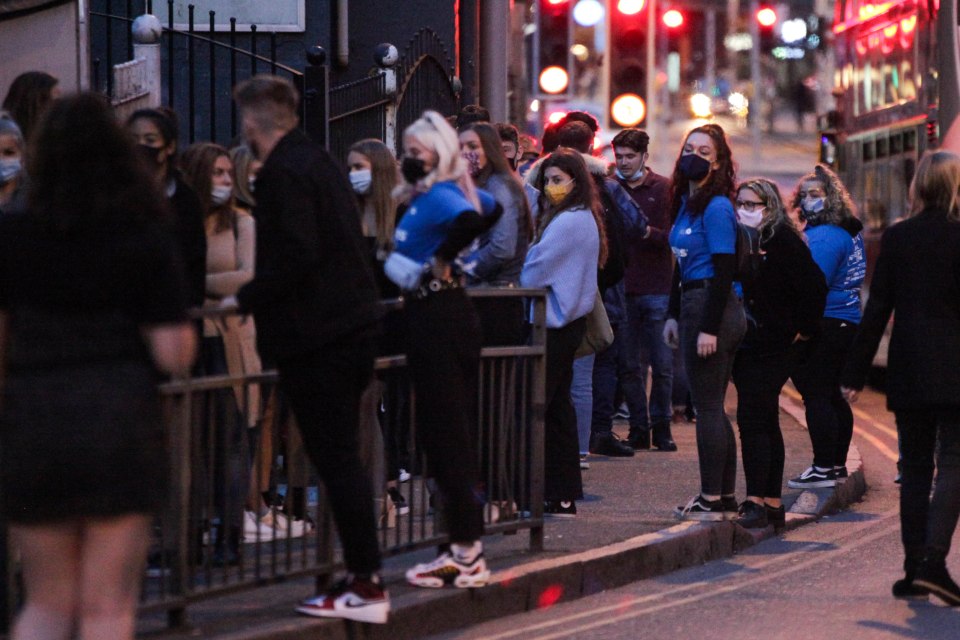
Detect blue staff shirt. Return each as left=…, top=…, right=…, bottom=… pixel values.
left=805, top=224, right=865, bottom=323
left=669, top=195, right=737, bottom=282
left=393, top=181, right=493, bottom=264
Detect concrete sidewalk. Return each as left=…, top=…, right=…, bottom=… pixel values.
left=141, top=393, right=867, bottom=640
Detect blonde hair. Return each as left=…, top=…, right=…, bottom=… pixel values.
left=909, top=151, right=960, bottom=221
left=230, top=145, right=257, bottom=210
left=349, top=138, right=399, bottom=252
left=737, top=177, right=802, bottom=242
left=397, top=110, right=480, bottom=211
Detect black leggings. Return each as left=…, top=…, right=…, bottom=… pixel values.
left=404, top=288, right=485, bottom=543
left=792, top=318, right=857, bottom=469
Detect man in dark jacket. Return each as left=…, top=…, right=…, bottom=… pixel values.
left=232, top=75, right=388, bottom=625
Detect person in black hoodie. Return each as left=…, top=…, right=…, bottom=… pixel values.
left=127, top=108, right=207, bottom=308
left=231, top=76, right=388, bottom=624
left=731, top=179, right=826, bottom=530
left=841, top=151, right=960, bottom=606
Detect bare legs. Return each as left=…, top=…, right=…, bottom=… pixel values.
left=11, top=514, right=151, bottom=640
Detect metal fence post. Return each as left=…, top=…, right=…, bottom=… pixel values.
left=375, top=44, right=400, bottom=153
left=529, top=293, right=547, bottom=552
left=302, top=46, right=330, bottom=148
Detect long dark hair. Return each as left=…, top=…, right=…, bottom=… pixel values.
left=669, top=123, right=736, bottom=220
left=181, top=142, right=235, bottom=232
left=462, top=122, right=533, bottom=243
left=28, top=93, right=167, bottom=234
left=790, top=164, right=857, bottom=226
left=1, top=71, right=58, bottom=141
left=126, top=107, right=180, bottom=179
left=349, top=138, right=398, bottom=250
left=534, top=148, right=608, bottom=266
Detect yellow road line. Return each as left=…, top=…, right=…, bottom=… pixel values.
left=851, top=406, right=898, bottom=440
left=853, top=424, right=899, bottom=462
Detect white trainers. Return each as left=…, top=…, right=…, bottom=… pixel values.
left=398, top=468, right=411, bottom=483
left=405, top=551, right=490, bottom=588
left=243, top=510, right=312, bottom=541
left=295, top=576, right=390, bottom=624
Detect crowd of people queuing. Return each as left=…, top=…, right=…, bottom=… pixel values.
left=1, top=67, right=960, bottom=637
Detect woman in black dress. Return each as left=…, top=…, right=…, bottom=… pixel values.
left=0, top=94, right=196, bottom=640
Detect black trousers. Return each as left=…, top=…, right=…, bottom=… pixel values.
left=277, top=338, right=381, bottom=575
left=732, top=343, right=800, bottom=499
left=792, top=317, right=857, bottom=469
left=404, top=288, right=485, bottom=543
left=897, top=410, right=960, bottom=568
left=544, top=317, right=587, bottom=502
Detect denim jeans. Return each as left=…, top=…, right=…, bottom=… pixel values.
left=591, top=323, right=647, bottom=436
left=625, top=294, right=674, bottom=429
left=897, top=410, right=960, bottom=568
left=572, top=354, right=595, bottom=454
left=680, top=287, right=746, bottom=497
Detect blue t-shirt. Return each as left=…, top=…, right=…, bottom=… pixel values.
left=393, top=181, right=493, bottom=264
left=805, top=223, right=865, bottom=323
left=669, top=195, right=737, bottom=282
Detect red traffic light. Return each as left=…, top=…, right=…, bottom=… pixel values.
left=617, top=0, right=646, bottom=15
left=546, top=0, right=568, bottom=4
left=756, top=7, right=777, bottom=28
left=662, top=9, right=684, bottom=29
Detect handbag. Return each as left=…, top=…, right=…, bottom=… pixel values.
left=575, top=291, right=614, bottom=358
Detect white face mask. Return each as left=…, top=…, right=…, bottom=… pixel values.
left=211, top=184, right=232, bottom=206
left=737, top=207, right=764, bottom=229
left=248, top=176, right=256, bottom=192
left=350, top=169, right=372, bottom=195
left=0, top=157, right=22, bottom=184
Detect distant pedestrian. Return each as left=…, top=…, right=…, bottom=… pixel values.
left=0, top=117, right=27, bottom=217
left=231, top=75, right=388, bottom=624
left=612, top=128, right=677, bottom=451
left=455, top=103, right=491, bottom=129
left=0, top=92, right=196, bottom=640
left=127, top=108, right=208, bottom=308
left=788, top=165, right=865, bottom=490
left=229, top=144, right=261, bottom=213
left=387, top=110, right=500, bottom=588
left=731, top=178, right=826, bottom=530
left=1, top=71, right=59, bottom=141
left=664, top=123, right=746, bottom=521
left=841, top=151, right=960, bottom=606
left=522, top=148, right=607, bottom=517
left=495, top=122, right=522, bottom=172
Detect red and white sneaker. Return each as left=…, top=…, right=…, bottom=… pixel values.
left=405, top=551, right=490, bottom=588
left=295, top=576, right=389, bottom=624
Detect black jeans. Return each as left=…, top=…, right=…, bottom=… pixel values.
left=404, top=288, right=485, bottom=543
left=545, top=317, right=587, bottom=502
left=591, top=322, right=648, bottom=436
left=897, top=410, right=960, bottom=568
left=277, top=338, right=381, bottom=575
left=680, top=288, right=746, bottom=497
left=792, top=317, right=857, bottom=469
left=732, top=343, right=800, bottom=499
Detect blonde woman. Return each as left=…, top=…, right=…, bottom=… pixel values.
left=841, top=151, right=960, bottom=605
left=386, top=110, right=501, bottom=589
left=731, top=178, right=826, bottom=530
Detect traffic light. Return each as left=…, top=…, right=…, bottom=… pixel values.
left=608, top=0, right=647, bottom=127
left=662, top=9, right=684, bottom=30
left=537, top=0, right=571, bottom=95
left=756, top=6, right=778, bottom=53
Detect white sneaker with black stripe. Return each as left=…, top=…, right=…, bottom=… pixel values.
left=788, top=466, right=837, bottom=489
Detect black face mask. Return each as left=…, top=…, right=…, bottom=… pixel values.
left=138, top=143, right=164, bottom=167
left=401, top=156, right=428, bottom=184
left=679, top=153, right=711, bottom=182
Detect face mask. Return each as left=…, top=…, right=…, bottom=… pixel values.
left=615, top=165, right=644, bottom=182
left=800, top=197, right=826, bottom=224
left=210, top=184, right=232, bottom=206
left=248, top=176, right=256, bottom=192
left=0, top=157, right=22, bottom=184
left=401, top=156, right=428, bottom=184
left=138, top=143, right=164, bottom=167
left=350, top=168, right=372, bottom=194
left=462, top=150, right=482, bottom=178
left=544, top=180, right=573, bottom=205
left=678, top=153, right=711, bottom=181
left=737, top=207, right=764, bottom=229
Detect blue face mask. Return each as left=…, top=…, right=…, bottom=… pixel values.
left=800, top=197, right=826, bottom=224
left=615, top=165, right=644, bottom=182
left=0, top=157, right=22, bottom=184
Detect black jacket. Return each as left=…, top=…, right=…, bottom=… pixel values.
left=168, top=175, right=208, bottom=308
left=741, top=222, right=827, bottom=354
left=841, top=208, right=960, bottom=411
left=237, top=129, right=381, bottom=362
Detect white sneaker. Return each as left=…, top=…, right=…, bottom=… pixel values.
left=406, top=551, right=490, bottom=588
left=295, top=577, right=390, bottom=624
left=243, top=510, right=312, bottom=541
left=398, top=468, right=411, bottom=483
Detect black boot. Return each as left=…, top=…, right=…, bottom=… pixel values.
left=589, top=432, right=635, bottom=457
left=627, top=428, right=651, bottom=450
left=915, top=559, right=960, bottom=606
left=651, top=420, right=677, bottom=452
left=893, top=556, right=928, bottom=600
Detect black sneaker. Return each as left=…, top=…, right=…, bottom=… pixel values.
left=674, top=495, right=725, bottom=521
left=627, top=429, right=651, bottom=450
left=720, top=495, right=738, bottom=520
left=834, top=466, right=849, bottom=483
left=892, top=576, right=929, bottom=600
left=765, top=504, right=786, bottom=532
left=787, top=466, right=837, bottom=489
left=736, top=501, right=768, bottom=529
left=589, top=432, right=635, bottom=457
left=387, top=487, right=410, bottom=516
left=544, top=500, right=577, bottom=518
left=914, top=561, right=960, bottom=606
